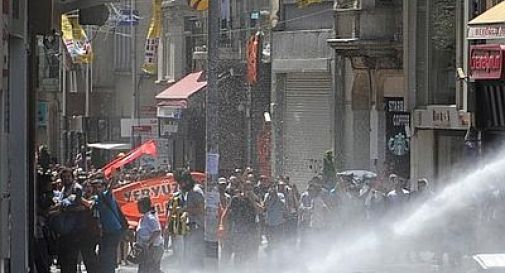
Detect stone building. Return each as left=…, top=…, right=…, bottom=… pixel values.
left=270, top=0, right=335, bottom=186
left=405, top=0, right=474, bottom=188
left=329, top=0, right=404, bottom=179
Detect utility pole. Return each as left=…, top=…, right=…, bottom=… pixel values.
left=205, top=0, right=220, bottom=266
left=130, top=0, right=138, bottom=148
left=84, top=26, right=91, bottom=172
left=61, top=38, right=68, bottom=164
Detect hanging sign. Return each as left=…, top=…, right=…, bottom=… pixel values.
left=469, top=44, right=505, bottom=80
left=468, top=24, right=505, bottom=40
left=142, top=0, right=162, bottom=75
left=246, top=34, right=260, bottom=85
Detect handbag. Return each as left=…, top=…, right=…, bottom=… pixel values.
left=126, top=243, right=146, bottom=264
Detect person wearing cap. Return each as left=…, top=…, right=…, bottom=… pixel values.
left=227, top=176, right=240, bottom=196
left=254, top=175, right=271, bottom=204
left=263, top=183, right=287, bottom=257
left=217, top=177, right=232, bottom=262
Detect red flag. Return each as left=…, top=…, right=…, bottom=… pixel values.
left=103, top=156, right=124, bottom=178
left=246, top=34, right=259, bottom=85
left=103, top=140, right=158, bottom=178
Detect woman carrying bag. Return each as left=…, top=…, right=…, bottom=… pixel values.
left=135, top=196, right=164, bottom=273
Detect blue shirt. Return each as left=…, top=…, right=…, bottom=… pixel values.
left=96, top=191, right=123, bottom=233
left=263, top=192, right=286, bottom=226
left=136, top=211, right=163, bottom=247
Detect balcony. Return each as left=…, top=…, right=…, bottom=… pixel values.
left=329, top=0, right=402, bottom=67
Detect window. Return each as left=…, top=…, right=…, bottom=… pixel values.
left=38, top=36, right=59, bottom=80
left=416, top=0, right=457, bottom=106
left=114, top=25, right=132, bottom=72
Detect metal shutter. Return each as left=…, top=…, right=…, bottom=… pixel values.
left=284, top=73, right=333, bottom=187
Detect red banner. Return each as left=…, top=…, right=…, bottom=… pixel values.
left=246, top=34, right=260, bottom=85
left=113, top=172, right=205, bottom=226
left=103, top=140, right=158, bottom=178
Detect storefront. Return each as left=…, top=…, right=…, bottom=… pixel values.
left=283, top=72, right=333, bottom=185
left=270, top=28, right=334, bottom=186
left=155, top=71, right=207, bottom=172
left=468, top=1, right=505, bottom=158
left=412, top=106, right=471, bottom=187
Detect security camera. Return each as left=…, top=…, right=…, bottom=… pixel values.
left=457, top=67, right=467, bottom=80
left=264, top=112, right=271, bottom=123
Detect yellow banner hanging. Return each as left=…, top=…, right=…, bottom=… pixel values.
left=188, top=0, right=208, bottom=11
left=142, top=0, right=163, bottom=75
left=61, top=14, right=93, bottom=64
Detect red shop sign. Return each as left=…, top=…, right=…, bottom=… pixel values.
left=470, top=44, right=505, bottom=80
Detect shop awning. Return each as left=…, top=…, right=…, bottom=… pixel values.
left=155, top=71, right=207, bottom=108
left=469, top=1, right=505, bottom=25
left=468, top=1, right=505, bottom=39
left=87, top=143, right=131, bottom=150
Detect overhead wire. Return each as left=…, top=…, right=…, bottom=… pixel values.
left=83, top=5, right=333, bottom=39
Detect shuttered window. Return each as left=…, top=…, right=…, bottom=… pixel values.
left=283, top=72, right=333, bottom=186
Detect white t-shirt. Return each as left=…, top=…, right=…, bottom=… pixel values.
left=136, top=211, right=164, bottom=247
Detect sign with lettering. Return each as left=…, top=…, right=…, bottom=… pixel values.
left=470, top=44, right=505, bottom=80
left=468, top=24, right=505, bottom=40
left=432, top=109, right=451, bottom=128
left=113, top=172, right=206, bottom=226
left=384, top=97, right=410, bottom=179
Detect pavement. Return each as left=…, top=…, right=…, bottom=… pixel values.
left=50, top=247, right=479, bottom=273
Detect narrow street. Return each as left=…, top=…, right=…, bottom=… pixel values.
left=4, top=0, right=505, bottom=273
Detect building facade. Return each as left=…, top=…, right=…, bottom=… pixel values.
left=270, top=0, right=335, bottom=186
left=405, top=0, right=475, bottom=189
left=329, top=0, right=404, bottom=180
left=156, top=0, right=271, bottom=175
left=466, top=0, right=505, bottom=163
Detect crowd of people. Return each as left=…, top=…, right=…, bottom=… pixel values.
left=33, top=159, right=505, bottom=273
left=35, top=163, right=170, bottom=273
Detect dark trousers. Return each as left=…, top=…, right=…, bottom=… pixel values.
left=80, top=235, right=99, bottom=273
left=59, top=232, right=98, bottom=273
left=99, top=231, right=123, bottom=273
left=34, top=238, right=50, bottom=273
left=138, top=245, right=164, bottom=273
left=265, top=224, right=285, bottom=252
left=183, top=227, right=205, bottom=271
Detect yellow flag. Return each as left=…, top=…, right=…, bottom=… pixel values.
left=297, top=0, right=322, bottom=8
left=142, top=0, right=163, bottom=75
left=188, top=0, right=208, bottom=11
left=61, top=15, right=93, bottom=64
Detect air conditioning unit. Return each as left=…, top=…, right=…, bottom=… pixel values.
left=157, top=106, right=182, bottom=119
